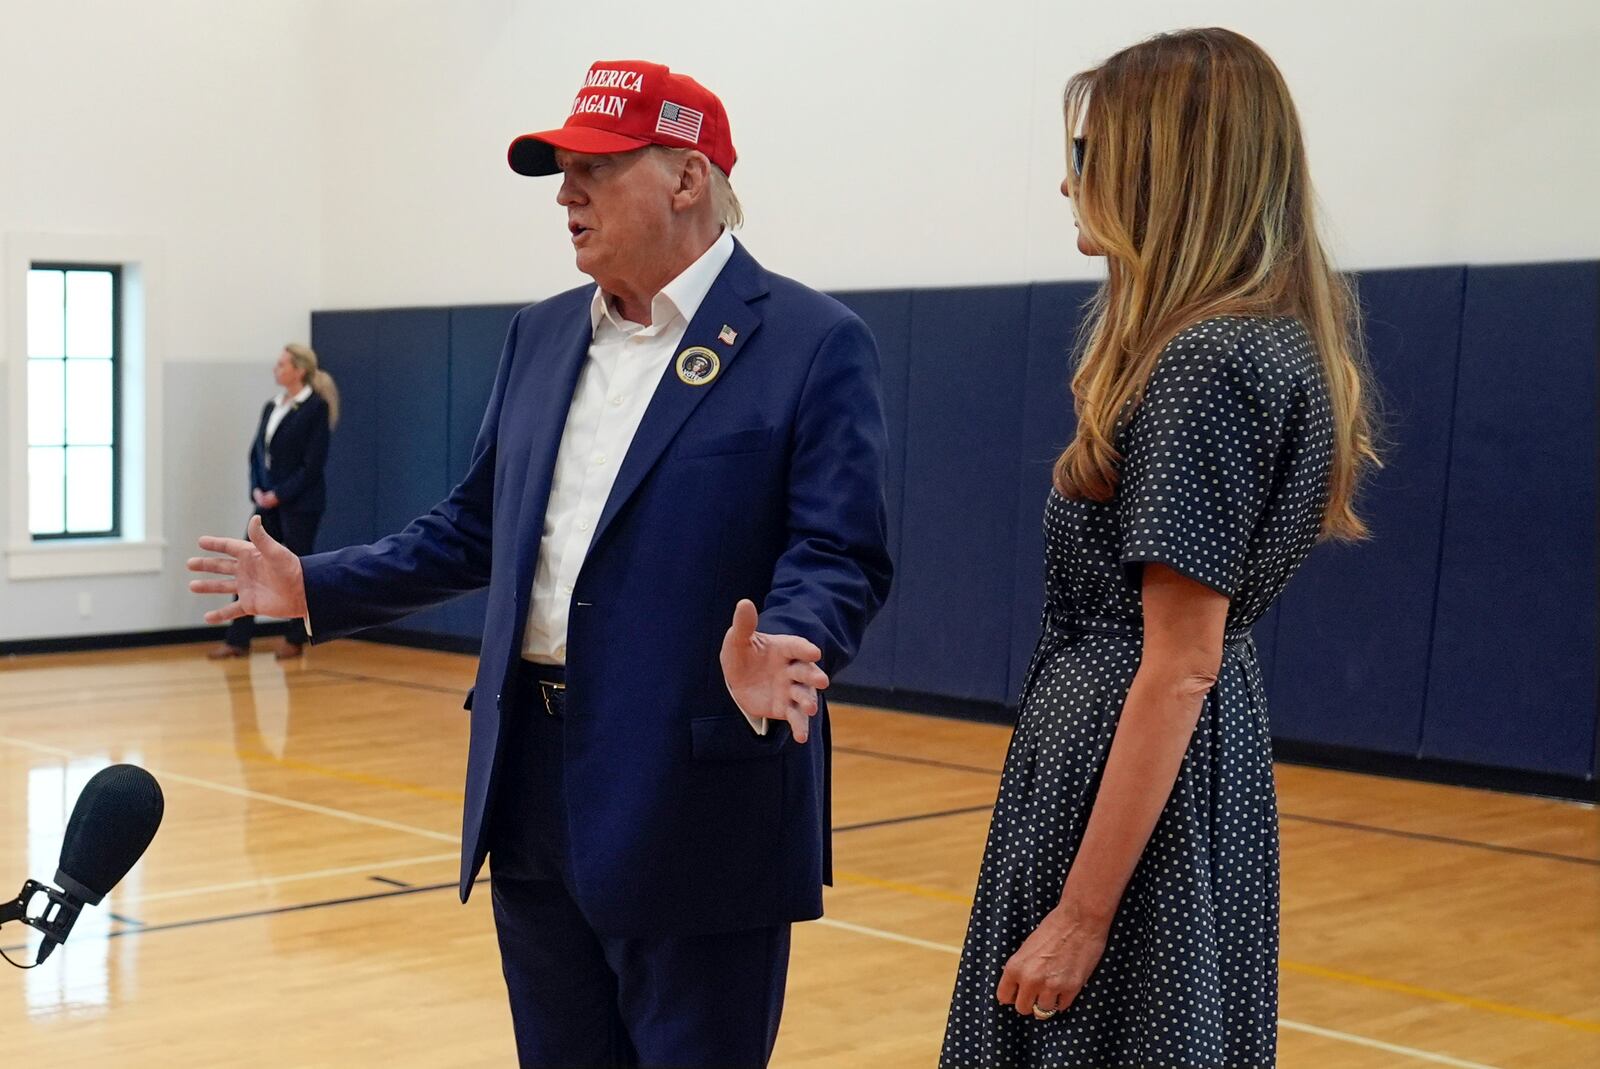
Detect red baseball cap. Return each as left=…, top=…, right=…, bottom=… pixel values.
left=508, top=60, right=737, bottom=177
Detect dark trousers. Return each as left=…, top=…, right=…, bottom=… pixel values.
left=223, top=507, right=321, bottom=649
left=487, top=665, right=791, bottom=1068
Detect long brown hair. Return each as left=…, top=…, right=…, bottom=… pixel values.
left=1055, top=28, right=1378, bottom=540
left=284, top=343, right=341, bottom=430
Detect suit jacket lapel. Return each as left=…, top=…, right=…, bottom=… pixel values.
left=511, top=302, right=594, bottom=613
left=587, top=243, right=768, bottom=555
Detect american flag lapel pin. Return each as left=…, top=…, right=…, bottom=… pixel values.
left=718, top=324, right=738, bottom=345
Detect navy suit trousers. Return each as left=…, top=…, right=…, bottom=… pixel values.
left=487, top=665, right=791, bottom=1068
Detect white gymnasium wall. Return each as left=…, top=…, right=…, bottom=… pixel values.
left=313, top=0, right=1600, bottom=309
left=0, top=1, right=321, bottom=640
left=2, top=0, right=1596, bottom=642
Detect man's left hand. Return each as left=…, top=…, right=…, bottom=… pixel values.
left=719, top=599, right=829, bottom=743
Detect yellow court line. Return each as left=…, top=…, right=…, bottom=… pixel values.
left=828, top=867, right=1600, bottom=1037
left=832, top=869, right=978, bottom=906
left=810, top=918, right=1504, bottom=1069
left=1280, top=959, right=1600, bottom=1035
left=192, top=740, right=466, bottom=803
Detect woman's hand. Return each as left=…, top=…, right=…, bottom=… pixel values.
left=995, top=903, right=1111, bottom=1019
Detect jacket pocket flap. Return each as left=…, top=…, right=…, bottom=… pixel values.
left=678, top=426, right=774, bottom=459
left=690, top=714, right=790, bottom=761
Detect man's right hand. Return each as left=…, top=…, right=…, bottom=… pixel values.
left=188, top=514, right=309, bottom=624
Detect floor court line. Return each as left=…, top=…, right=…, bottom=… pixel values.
left=0, top=889, right=1507, bottom=1069
left=324, top=668, right=1596, bottom=863
left=1, top=880, right=474, bottom=954
left=0, top=734, right=458, bottom=844
left=1273, top=1020, right=1503, bottom=1069
left=7, top=701, right=1589, bottom=1051
left=0, top=675, right=353, bottom=717
left=192, top=740, right=467, bottom=804
left=302, top=666, right=466, bottom=698
left=834, top=743, right=1600, bottom=867
left=812, top=918, right=1505, bottom=1069
left=115, top=852, right=461, bottom=906
left=1278, top=810, right=1600, bottom=867
left=833, top=805, right=995, bottom=834
left=829, top=861, right=1600, bottom=1039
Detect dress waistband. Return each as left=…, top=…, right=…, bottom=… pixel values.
left=1046, top=611, right=1254, bottom=648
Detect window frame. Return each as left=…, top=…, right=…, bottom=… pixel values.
left=27, top=261, right=124, bottom=542
left=4, top=231, right=165, bottom=581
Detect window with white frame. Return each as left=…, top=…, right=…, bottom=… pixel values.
left=26, top=264, right=121, bottom=540
left=6, top=233, right=162, bottom=580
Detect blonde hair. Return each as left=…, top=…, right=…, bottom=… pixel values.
left=653, top=147, right=744, bottom=230
left=1056, top=27, right=1378, bottom=541
left=283, top=343, right=340, bottom=430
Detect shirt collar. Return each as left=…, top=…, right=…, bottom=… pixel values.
left=278, top=384, right=313, bottom=407
left=589, top=229, right=736, bottom=338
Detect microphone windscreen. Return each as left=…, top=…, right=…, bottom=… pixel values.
left=55, top=764, right=164, bottom=904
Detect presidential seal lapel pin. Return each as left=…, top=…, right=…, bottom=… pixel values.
left=675, top=346, right=720, bottom=387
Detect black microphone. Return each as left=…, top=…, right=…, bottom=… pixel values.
left=1, top=764, right=164, bottom=966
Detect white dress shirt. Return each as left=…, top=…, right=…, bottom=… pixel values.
left=522, top=228, right=735, bottom=663
left=521, top=231, right=764, bottom=732
left=263, top=384, right=313, bottom=465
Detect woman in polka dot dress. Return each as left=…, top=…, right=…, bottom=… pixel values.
left=941, top=29, right=1380, bottom=1069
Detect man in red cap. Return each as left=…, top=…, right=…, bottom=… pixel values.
left=190, top=59, right=891, bottom=1067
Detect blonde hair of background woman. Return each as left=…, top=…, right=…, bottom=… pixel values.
left=1055, top=27, right=1379, bottom=541
left=283, top=343, right=340, bottom=430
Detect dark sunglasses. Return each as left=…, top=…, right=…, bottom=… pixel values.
left=1071, top=137, right=1087, bottom=177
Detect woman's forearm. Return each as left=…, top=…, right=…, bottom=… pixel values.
left=1057, top=664, right=1214, bottom=924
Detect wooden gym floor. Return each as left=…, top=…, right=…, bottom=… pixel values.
left=1, top=641, right=1596, bottom=1067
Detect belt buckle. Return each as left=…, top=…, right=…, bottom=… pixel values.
left=539, top=680, right=566, bottom=717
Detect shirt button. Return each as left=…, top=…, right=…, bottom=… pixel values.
left=593, top=454, right=607, bottom=465
left=610, top=397, right=624, bottom=407
left=563, top=584, right=574, bottom=596
left=577, top=519, right=591, bottom=532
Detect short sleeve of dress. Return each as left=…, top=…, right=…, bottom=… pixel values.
left=1117, top=321, right=1289, bottom=599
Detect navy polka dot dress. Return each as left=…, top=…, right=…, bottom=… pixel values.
left=941, top=316, right=1334, bottom=1068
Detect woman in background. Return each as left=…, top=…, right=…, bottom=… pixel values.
left=208, top=343, right=338, bottom=661
left=941, top=28, right=1378, bottom=1068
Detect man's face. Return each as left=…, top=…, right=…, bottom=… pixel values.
left=554, top=148, right=675, bottom=287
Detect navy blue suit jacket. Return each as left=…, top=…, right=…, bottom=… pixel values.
left=300, top=242, right=892, bottom=936
left=249, top=392, right=331, bottom=514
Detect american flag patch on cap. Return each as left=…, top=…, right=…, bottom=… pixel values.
left=655, top=101, right=704, bottom=143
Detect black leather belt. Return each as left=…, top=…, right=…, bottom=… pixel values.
left=518, top=663, right=567, bottom=718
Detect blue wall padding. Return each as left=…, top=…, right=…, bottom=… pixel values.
left=1007, top=282, right=1095, bottom=703
left=447, top=305, right=522, bottom=482
left=311, top=310, right=379, bottom=554
left=443, top=305, right=523, bottom=639
left=1268, top=266, right=1467, bottom=755
left=831, top=290, right=913, bottom=690
left=311, top=260, right=1598, bottom=781
left=1419, top=262, right=1598, bottom=776
left=373, top=310, right=454, bottom=634
left=891, top=285, right=1032, bottom=703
